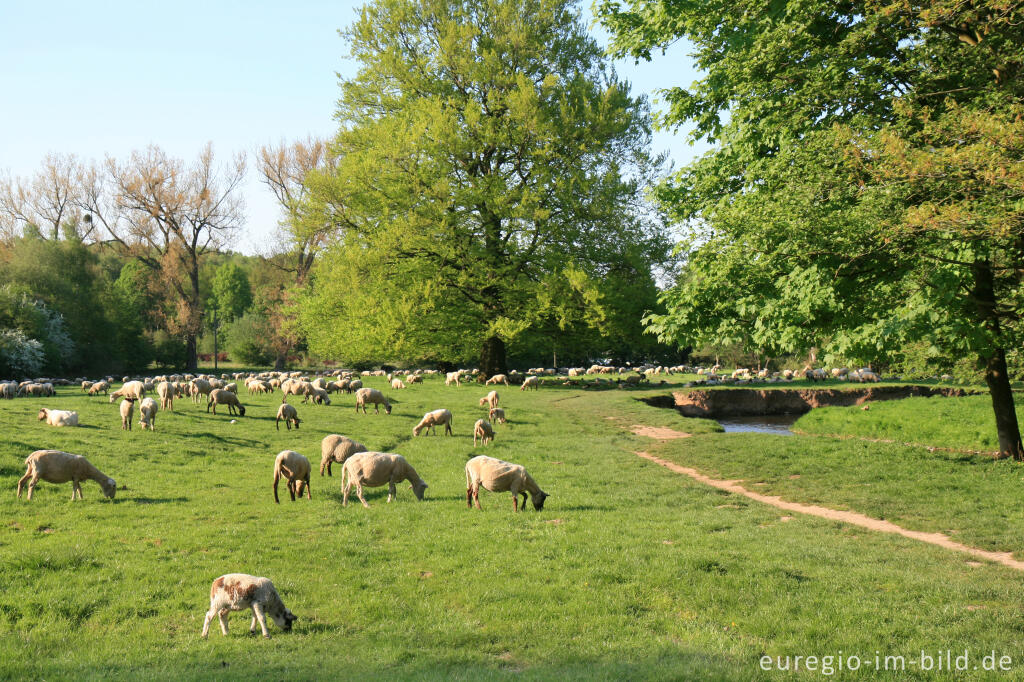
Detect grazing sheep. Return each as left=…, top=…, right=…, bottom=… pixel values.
left=445, top=371, right=462, bottom=387
left=412, top=409, right=453, bottom=436
left=390, top=378, right=406, bottom=390
left=354, top=388, right=391, bottom=414
left=201, top=573, right=297, bottom=639
left=465, top=455, right=547, bottom=512
left=520, top=375, right=540, bottom=391
left=119, top=398, right=136, bottom=430
left=0, top=382, right=16, bottom=399
left=138, top=397, right=159, bottom=431
left=407, top=374, right=423, bottom=384
left=37, top=408, right=79, bottom=427
left=485, top=374, right=509, bottom=386
left=86, top=380, right=109, bottom=396
left=341, top=452, right=427, bottom=508
left=275, top=401, right=301, bottom=431
left=304, top=387, right=331, bottom=405
left=156, top=381, right=174, bottom=411
left=478, top=390, right=499, bottom=410
left=273, top=450, right=311, bottom=503
left=17, top=450, right=116, bottom=501
left=190, top=378, right=213, bottom=404
left=488, top=407, right=507, bottom=424
left=207, top=389, right=246, bottom=416
left=320, top=435, right=368, bottom=477
left=473, top=419, right=495, bottom=446
left=224, top=382, right=238, bottom=394
left=347, top=379, right=363, bottom=392
left=81, top=380, right=94, bottom=392
left=109, top=380, right=145, bottom=403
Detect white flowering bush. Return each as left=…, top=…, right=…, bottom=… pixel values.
left=0, top=329, right=45, bottom=377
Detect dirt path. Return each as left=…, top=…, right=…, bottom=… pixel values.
left=634, top=448, right=1024, bottom=572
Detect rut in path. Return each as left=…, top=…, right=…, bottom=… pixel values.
left=629, top=427, right=1024, bottom=572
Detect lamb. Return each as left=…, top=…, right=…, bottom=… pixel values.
left=488, top=407, right=507, bottom=424
left=412, top=409, right=453, bottom=436
left=485, top=374, right=509, bottom=386
left=156, top=381, right=174, bottom=411
left=465, top=455, right=547, bottom=512
left=119, top=398, right=136, bottom=430
left=36, top=407, right=78, bottom=427
left=109, top=380, right=145, bottom=403
left=473, top=419, right=495, bottom=446
left=341, top=452, right=427, bottom=508
left=478, top=390, right=499, bottom=409
left=520, top=376, right=540, bottom=391
left=273, top=450, right=311, bottom=503
left=17, top=450, right=116, bottom=501
left=275, top=401, right=301, bottom=431
left=355, top=387, right=391, bottom=414
left=138, top=397, right=159, bottom=431
left=207, top=388, right=246, bottom=416
left=201, top=573, right=297, bottom=639
left=390, top=378, right=406, bottom=390
left=320, top=435, right=368, bottom=477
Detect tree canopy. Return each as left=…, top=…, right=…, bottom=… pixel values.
left=600, top=0, right=1024, bottom=457
left=299, top=0, right=672, bottom=373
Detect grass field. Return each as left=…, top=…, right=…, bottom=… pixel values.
left=3, top=378, right=1024, bottom=680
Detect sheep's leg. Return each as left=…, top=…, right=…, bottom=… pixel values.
left=289, top=480, right=296, bottom=502
left=26, top=476, right=38, bottom=500
left=251, top=603, right=271, bottom=638
left=250, top=614, right=258, bottom=633
left=520, top=492, right=528, bottom=511
left=16, top=470, right=31, bottom=498
left=466, top=486, right=473, bottom=508
left=305, top=476, right=311, bottom=500
left=387, top=480, right=397, bottom=503
left=73, top=480, right=83, bottom=500
left=474, top=486, right=482, bottom=510
left=218, top=609, right=230, bottom=635
left=342, top=476, right=351, bottom=506
left=356, top=482, right=370, bottom=508
left=201, top=608, right=217, bottom=638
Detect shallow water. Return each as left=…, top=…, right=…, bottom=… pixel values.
left=715, top=413, right=801, bottom=435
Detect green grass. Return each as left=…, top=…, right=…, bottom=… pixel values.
left=793, top=393, right=1024, bottom=453
left=3, top=380, right=1024, bottom=679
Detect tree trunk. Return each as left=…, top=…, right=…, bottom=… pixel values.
left=274, top=351, right=287, bottom=371
left=984, top=348, right=1023, bottom=460
left=479, top=336, right=507, bottom=377
left=185, top=334, right=198, bottom=371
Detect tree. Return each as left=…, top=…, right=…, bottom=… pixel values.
left=79, top=144, right=246, bottom=371
left=300, top=0, right=670, bottom=374
left=600, top=0, right=1024, bottom=458
left=211, top=262, right=253, bottom=321
left=0, top=154, right=95, bottom=242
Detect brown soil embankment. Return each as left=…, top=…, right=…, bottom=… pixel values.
left=642, top=386, right=974, bottom=418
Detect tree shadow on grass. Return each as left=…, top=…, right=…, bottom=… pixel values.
left=126, top=496, right=189, bottom=505
left=198, top=433, right=264, bottom=448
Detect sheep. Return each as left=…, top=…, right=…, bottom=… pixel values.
left=485, top=374, right=509, bottom=386
left=473, top=419, right=495, bottom=446
left=207, top=388, right=246, bottom=416
left=488, top=407, right=507, bottom=424
left=478, top=390, right=499, bottom=410
left=390, top=378, right=406, bottom=390
left=412, top=409, right=453, bottom=436
left=156, top=381, right=174, bottom=411
left=520, top=376, right=540, bottom=391
left=0, top=382, right=16, bottom=399
left=37, top=408, right=79, bottom=427
left=320, top=435, right=368, bottom=477
left=276, top=401, right=301, bottom=431
left=328, top=379, right=349, bottom=393
left=251, top=380, right=273, bottom=395
left=109, top=380, right=145, bottom=403
left=190, top=378, right=213, bottom=404
left=17, top=450, right=116, bottom=501
left=138, top=397, right=159, bottom=431
left=341, top=452, right=427, bottom=508
left=119, top=398, right=136, bottom=430
left=354, top=387, right=391, bottom=414
left=406, top=374, right=423, bottom=384
left=445, top=371, right=462, bottom=387
left=224, top=382, right=238, bottom=394
left=304, top=387, right=331, bottom=405
left=201, top=573, right=297, bottom=639
left=465, top=455, right=547, bottom=512
left=273, top=450, right=311, bottom=503
left=81, top=380, right=93, bottom=392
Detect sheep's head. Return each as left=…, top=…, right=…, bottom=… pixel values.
left=532, top=490, right=548, bottom=511
left=101, top=478, right=117, bottom=499
left=412, top=424, right=422, bottom=437
left=411, top=480, right=428, bottom=500
left=293, top=417, right=301, bottom=429
left=270, top=607, right=298, bottom=632
left=384, top=402, right=392, bottom=415
left=37, top=408, right=48, bottom=421
left=238, top=405, right=246, bottom=417
left=108, top=394, right=117, bottom=403
left=479, top=397, right=487, bottom=406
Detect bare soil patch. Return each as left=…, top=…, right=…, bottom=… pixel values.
left=635, top=451, right=1024, bottom=572
left=631, top=425, right=691, bottom=439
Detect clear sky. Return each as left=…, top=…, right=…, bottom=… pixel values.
left=0, top=0, right=705, bottom=254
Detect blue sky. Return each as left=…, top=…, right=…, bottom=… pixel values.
left=0, top=0, right=705, bottom=254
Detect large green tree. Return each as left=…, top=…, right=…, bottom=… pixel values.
left=300, top=0, right=670, bottom=374
left=600, top=0, right=1024, bottom=458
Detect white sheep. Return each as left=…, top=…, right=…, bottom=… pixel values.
left=485, top=374, right=509, bottom=386
left=445, top=371, right=462, bottom=387
left=273, top=450, right=311, bottom=503
left=207, top=389, right=246, bottom=416
left=109, top=380, right=145, bottom=403
left=488, top=407, right=507, bottom=424
left=355, top=388, right=391, bottom=414
left=412, top=409, right=453, bottom=436
left=465, top=455, right=547, bottom=512
left=37, top=408, right=79, bottom=427
left=473, top=419, right=495, bottom=446
left=276, top=401, right=301, bottom=431
left=304, top=387, right=330, bottom=405
left=520, top=376, right=540, bottom=391
left=119, top=398, right=136, bottom=430
left=390, top=378, right=406, bottom=390
left=138, top=397, right=159, bottom=431
left=478, top=390, right=499, bottom=410
left=201, top=573, right=297, bottom=639
left=190, top=378, right=213, bottom=404
left=320, top=435, right=368, bottom=477
left=155, top=381, right=174, bottom=411
left=17, top=450, right=116, bottom=501
left=342, top=452, right=428, bottom=508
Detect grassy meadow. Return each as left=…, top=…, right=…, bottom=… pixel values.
left=2, top=377, right=1024, bottom=680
